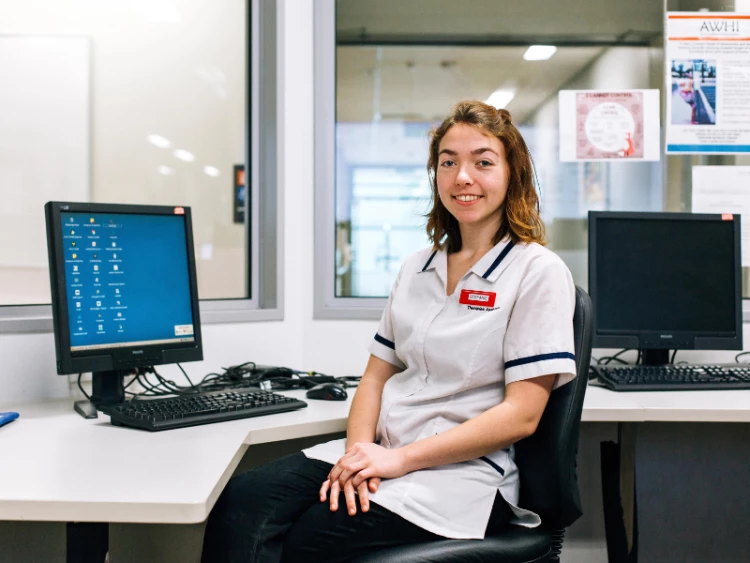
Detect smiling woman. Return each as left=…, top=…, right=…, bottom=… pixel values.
left=427, top=101, right=545, bottom=255
left=202, top=100, right=577, bottom=562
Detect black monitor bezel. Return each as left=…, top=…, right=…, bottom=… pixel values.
left=588, top=211, right=742, bottom=352
left=45, top=201, right=203, bottom=375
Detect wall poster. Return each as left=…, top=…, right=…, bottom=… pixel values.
left=559, top=89, right=660, bottom=162
left=666, top=12, right=750, bottom=153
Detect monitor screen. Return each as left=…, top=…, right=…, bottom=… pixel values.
left=46, top=202, right=203, bottom=376
left=588, top=211, right=742, bottom=355
left=62, top=211, right=195, bottom=351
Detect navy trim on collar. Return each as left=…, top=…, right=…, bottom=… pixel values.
left=482, top=241, right=515, bottom=279
left=421, top=250, right=438, bottom=272
left=504, top=352, right=575, bottom=370
left=374, top=333, right=396, bottom=350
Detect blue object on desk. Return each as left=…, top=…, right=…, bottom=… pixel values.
left=0, top=412, right=19, bottom=428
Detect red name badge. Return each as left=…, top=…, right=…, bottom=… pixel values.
left=459, top=289, right=496, bottom=307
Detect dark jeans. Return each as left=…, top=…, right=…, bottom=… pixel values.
left=201, top=452, right=513, bottom=563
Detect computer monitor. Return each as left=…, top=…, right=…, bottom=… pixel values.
left=45, top=202, right=203, bottom=417
left=588, top=211, right=742, bottom=365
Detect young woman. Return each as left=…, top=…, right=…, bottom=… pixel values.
left=201, top=100, right=576, bottom=563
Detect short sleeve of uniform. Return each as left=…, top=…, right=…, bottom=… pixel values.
left=368, top=264, right=407, bottom=371
left=503, top=256, right=576, bottom=389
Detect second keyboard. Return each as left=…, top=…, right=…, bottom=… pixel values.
left=594, top=364, right=750, bottom=391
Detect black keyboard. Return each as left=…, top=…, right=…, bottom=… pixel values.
left=101, top=389, right=308, bottom=431
left=594, top=364, right=750, bottom=391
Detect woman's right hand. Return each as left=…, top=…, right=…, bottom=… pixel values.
left=319, top=476, right=381, bottom=515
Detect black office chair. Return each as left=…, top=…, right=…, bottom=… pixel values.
left=351, top=285, right=593, bottom=563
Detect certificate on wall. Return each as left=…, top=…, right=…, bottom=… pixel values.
left=692, top=165, right=750, bottom=265
left=666, top=12, right=750, bottom=153
left=559, top=89, right=660, bottom=162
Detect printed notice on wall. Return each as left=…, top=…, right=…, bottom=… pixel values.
left=692, top=165, right=750, bottom=265
left=559, top=90, right=660, bottom=162
left=666, top=12, right=750, bottom=153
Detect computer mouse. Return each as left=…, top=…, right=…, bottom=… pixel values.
left=306, top=383, right=348, bottom=401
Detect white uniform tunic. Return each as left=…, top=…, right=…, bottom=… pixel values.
left=304, top=238, right=577, bottom=539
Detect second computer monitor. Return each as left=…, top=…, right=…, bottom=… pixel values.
left=588, top=211, right=742, bottom=364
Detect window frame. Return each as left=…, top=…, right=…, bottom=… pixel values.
left=314, top=0, right=386, bottom=320
left=0, top=0, right=284, bottom=333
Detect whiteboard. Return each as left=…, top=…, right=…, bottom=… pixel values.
left=0, top=36, right=90, bottom=267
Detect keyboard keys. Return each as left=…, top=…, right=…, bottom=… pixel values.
left=595, top=364, right=750, bottom=391
left=101, top=389, right=308, bottom=431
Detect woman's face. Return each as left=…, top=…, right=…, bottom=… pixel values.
left=436, top=123, right=510, bottom=234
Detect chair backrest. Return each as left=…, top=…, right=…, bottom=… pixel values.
left=513, top=285, right=593, bottom=529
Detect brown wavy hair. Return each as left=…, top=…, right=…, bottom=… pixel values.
left=426, top=100, right=546, bottom=252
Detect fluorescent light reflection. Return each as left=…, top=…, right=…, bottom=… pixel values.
left=158, top=165, right=175, bottom=176
left=147, top=134, right=171, bottom=148
left=523, top=45, right=557, bottom=61
left=485, top=90, right=515, bottom=109
left=174, top=149, right=195, bottom=162
left=203, top=166, right=220, bottom=177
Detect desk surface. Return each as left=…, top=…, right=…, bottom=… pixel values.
left=1, top=386, right=748, bottom=524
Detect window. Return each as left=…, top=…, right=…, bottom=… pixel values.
left=0, top=0, right=282, bottom=331
left=315, top=0, right=667, bottom=319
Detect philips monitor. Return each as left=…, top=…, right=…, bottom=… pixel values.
left=45, top=202, right=203, bottom=417
left=588, top=211, right=742, bottom=365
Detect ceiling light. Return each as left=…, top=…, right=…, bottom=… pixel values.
left=486, top=90, right=515, bottom=109
left=523, top=45, right=557, bottom=61
left=204, top=166, right=220, bottom=177
left=147, top=134, right=171, bottom=149
left=174, top=149, right=195, bottom=162
left=158, top=165, right=175, bottom=176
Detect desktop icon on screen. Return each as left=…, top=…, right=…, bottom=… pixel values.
left=72, top=253, right=77, bottom=259
left=96, top=301, right=101, bottom=307
left=90, top=218, right=95, bottom=223
left=113, top=265, right=118, bottom=271
left=94, top=265, right=98, bottom=271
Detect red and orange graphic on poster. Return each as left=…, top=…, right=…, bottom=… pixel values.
left=575, top=92, right=644, bottom=159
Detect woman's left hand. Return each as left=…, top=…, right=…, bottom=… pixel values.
left=329, top=442, right=409, bottom=489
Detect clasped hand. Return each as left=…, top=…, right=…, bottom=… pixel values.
left=319, top=442, right=407, bottom=516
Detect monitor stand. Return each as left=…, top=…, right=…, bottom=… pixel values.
left=74, top=370, right=126, bottom=419
left=640, top=348, right=670, bottom=366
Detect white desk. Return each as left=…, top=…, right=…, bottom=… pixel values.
left=1, top=385, right=748, bottom=526
left=0, top=389, right=352, bottom=524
